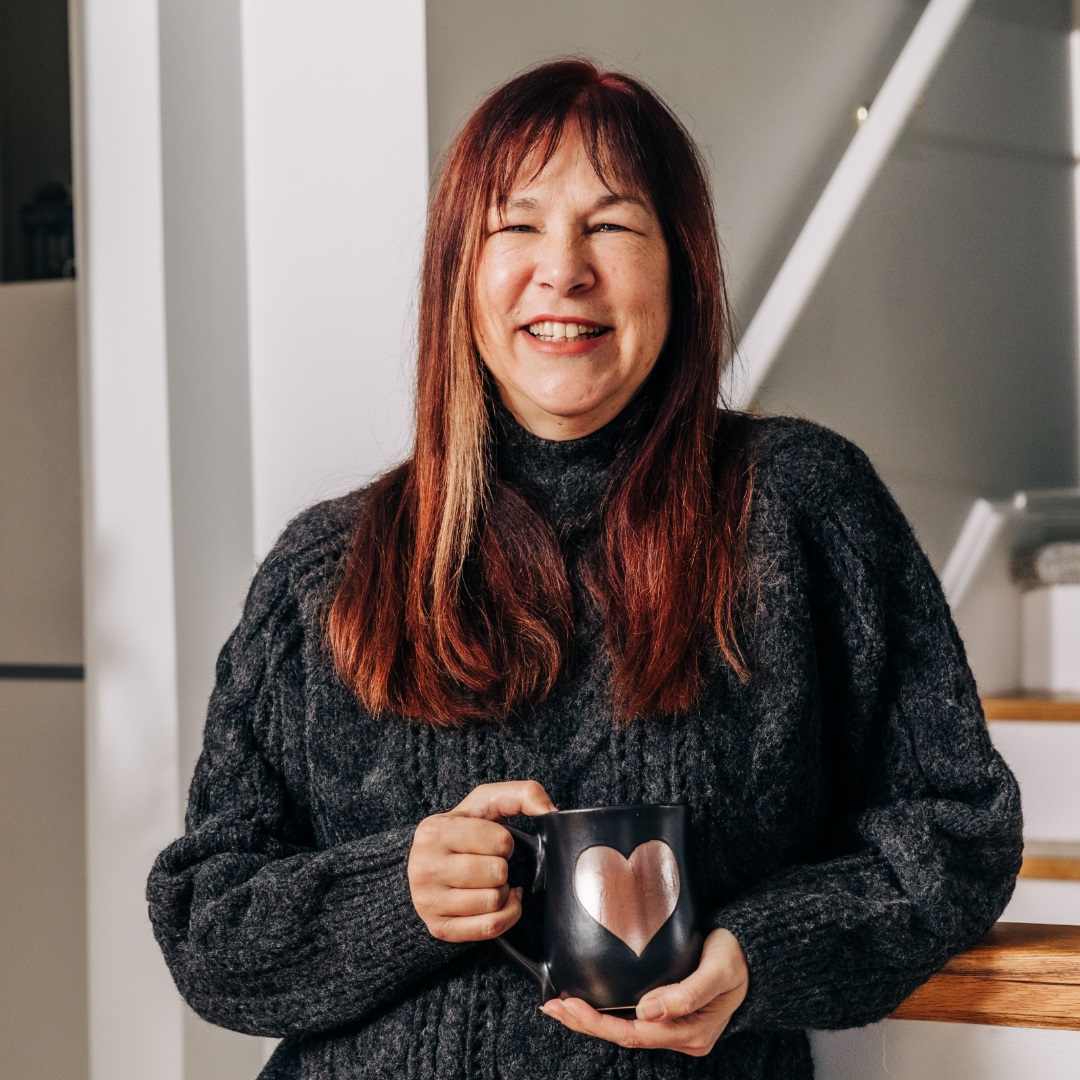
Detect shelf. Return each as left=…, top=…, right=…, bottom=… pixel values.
left=982, top=692, right=1080, bottom=722
left=891, top=922, right=1080, bottom=1030
left=1020, top=841, right=1080, bottom=882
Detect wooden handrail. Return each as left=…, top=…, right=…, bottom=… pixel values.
left=982, top=693, right=1080, bottom=722
left=892, top=922, right=1080, bottom=1029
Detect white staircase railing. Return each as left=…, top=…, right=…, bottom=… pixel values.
left=725, top=0, right=978, bottom=410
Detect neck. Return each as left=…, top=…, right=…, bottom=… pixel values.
left=494, top=397, right=638, bottom=442
left=489, top=393, right=646, bottom=531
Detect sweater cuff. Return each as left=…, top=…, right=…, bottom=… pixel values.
left=706, top=853, right=917, bottom=1037
left=707, top=890, right=832, bottom=1037
left=327, top=823, right=474, bottom=989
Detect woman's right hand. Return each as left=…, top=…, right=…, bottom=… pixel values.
left=408, top=780, right=557, bottom=942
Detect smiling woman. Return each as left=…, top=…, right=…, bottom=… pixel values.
left=147, top=58, right=1023, bottom=1080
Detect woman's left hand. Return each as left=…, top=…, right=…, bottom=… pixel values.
left=539, top=928, right=749, bottom=1057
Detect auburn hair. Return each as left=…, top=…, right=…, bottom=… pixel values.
left=326, top=59, right=756, bottom=728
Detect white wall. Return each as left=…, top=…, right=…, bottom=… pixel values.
left=240, top=0, right=426, bottom=556
left=812, top=1021, right=1080, bottom=1079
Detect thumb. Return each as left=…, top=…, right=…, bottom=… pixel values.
left=637, top=929, right=748, bottom=1021
left=452, top=780, right=558, bottom=820
left=635, top=976, right=709, bottom=1022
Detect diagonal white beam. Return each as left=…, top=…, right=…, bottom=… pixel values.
left=725, top=0, right=977, bottom=409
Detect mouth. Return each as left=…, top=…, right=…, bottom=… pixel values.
left=524, top=319, right=612, bottom=342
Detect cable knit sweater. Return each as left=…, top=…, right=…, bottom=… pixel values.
left=147, top=402, right=1023, bottom=1079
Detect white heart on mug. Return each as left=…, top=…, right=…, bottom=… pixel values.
left=572, top=841, right=681, bottom=957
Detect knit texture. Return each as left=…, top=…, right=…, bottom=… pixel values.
left=147, top=404, right=1023, bottom=1078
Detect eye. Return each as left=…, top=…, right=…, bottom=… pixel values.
left=591, top=222, right=629, bottom=233
left=498, top=224, right=537, bottom=234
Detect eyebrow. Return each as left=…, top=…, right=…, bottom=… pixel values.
left=502, top=193, right=648, bottom=212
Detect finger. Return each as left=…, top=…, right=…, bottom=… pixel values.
left=431, top=886, right=523, bottom=943
left=435, top=883, right=511, bottom=918
left=452, top=780, right=558, bottom=821
left=541, top=998, right=696, bottom=1051
left=436, top=852, right=510, bottom=889
left=417, top=816, right=515, bottom=859
left=445, top=818, right=517, bottom=857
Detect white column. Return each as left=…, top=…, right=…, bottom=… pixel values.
left=71, top=2, right=184, bottom=1078
left=76, top=1, right=430, bottom=1077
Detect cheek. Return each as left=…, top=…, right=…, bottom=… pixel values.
left=477, top=249, right=531, bottom=315
left=646, top=252, right=672, bottom=332
left=611, top=247, right=670, bottom=339
left=627, top=275, right=671, bottom=352
left=473, top=269, right=508, bottom=355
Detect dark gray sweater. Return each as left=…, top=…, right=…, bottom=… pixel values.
left=147, top=404, right=1023, bottom=1079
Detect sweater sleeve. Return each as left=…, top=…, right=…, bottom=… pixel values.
left=709, top=422, right=1024, bottom=1035
left=146, top=500, right=474, bottom=1037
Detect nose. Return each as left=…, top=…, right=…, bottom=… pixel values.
left=534, top=231, right=595, bottom=295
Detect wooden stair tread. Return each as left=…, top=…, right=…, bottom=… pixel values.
left=1020, top=841, right=1080, bottom=882
left=892, top=922, right=1080, bottom=1029
left=982, top=692, right=1080, bottom=722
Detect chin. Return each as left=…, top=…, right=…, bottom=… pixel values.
left=531, top=400, right=608, bottom=422
left=525, top=385, right=613, bottom=417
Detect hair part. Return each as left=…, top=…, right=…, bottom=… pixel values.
left=326, top=58, right=756, bottom=728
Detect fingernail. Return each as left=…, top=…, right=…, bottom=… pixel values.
left=638, top=999, right=665, bottom=1021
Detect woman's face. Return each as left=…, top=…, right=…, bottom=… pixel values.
left=473, top=128, right=671, bottom=441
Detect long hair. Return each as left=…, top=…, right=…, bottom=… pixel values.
left=326, top=59, right=756, bottom=728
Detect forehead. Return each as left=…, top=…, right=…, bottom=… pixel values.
left=493, top=125, right=650, bottom=211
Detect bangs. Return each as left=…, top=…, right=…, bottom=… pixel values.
left=484, top=82, right=657, bottom=218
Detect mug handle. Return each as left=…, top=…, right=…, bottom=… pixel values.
left=494, top=822, right=552, bottom=996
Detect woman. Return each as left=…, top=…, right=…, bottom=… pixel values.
left=147, top=60, right=1023, bottom=1078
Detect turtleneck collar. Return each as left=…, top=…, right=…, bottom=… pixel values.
left=490, top=393, right=646, bottom=532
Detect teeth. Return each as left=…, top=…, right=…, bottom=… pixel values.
left=527, top=322, right=605, bottom=341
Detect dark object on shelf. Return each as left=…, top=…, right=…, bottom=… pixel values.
left=21, top=182, right=76, bottom=280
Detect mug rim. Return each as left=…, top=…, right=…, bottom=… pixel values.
left=544, top=803, right=685, bottom=816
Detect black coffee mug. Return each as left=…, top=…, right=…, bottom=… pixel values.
left=496, top=804, right=704, bottom=1012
